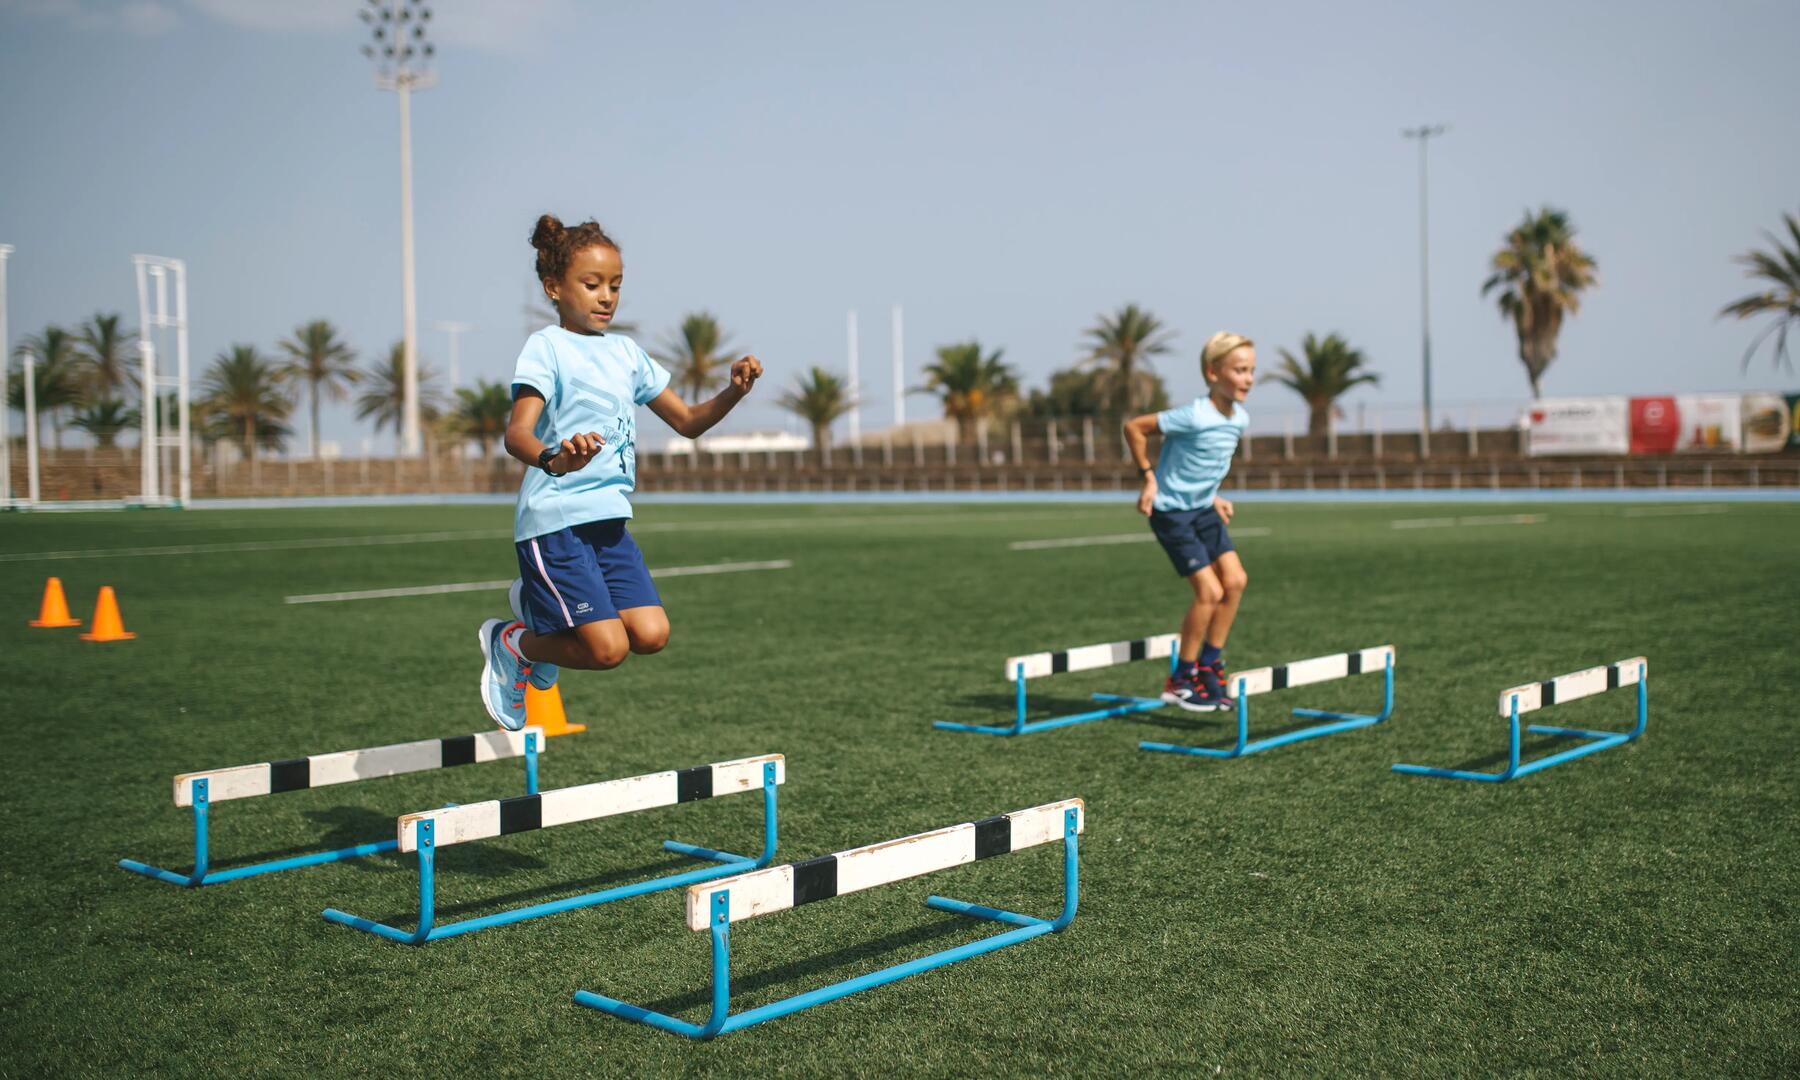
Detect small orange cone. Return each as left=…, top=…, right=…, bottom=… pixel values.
left=79, top=586, right=136, bottom=642
left=526, top=683, right=584, bottom=736
left=29, top=577, right=82, bottom=628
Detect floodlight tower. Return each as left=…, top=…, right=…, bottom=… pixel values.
left=1403, top=124, right=1447, bottom=457
left=361, top=0, right=436, bottom=458
left=0, top=244, right=11, bottom=505
left=431, top=320, right=471, bottom=389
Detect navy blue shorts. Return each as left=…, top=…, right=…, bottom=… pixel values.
left=1148, top=505, right=1237, bottom=577
left=515, top=519, right=662, bottom=634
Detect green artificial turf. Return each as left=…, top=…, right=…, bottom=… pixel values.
left=0, top=499, right=1795, bottom=1077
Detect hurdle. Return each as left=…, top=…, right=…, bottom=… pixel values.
left=933, top=633, right=1179, bottom=736
left=574, top=797, right=1081, bottom=1039
left=1392, top=657, right=1646, bottom=782
left=1137, top=645, right=1395, bottom=759
left=119, top=728, right=542, bottom=887
left=322, top=754, right=782, bottom=944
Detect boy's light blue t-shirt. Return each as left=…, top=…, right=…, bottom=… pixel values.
left=510, top=325, right=672, bottom=541
left=1152, top=396, right=1248, bottom=512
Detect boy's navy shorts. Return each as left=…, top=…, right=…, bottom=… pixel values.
left=515, top=519, right=661, bottom=634
left=1148, top=505, right=1236, bottom=577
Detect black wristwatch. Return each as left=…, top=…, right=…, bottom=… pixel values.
left=537, top=446, right=564, bottom=476
left=1138, top=465, right=1154, bottom=477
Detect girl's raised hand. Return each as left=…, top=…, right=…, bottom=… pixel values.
left=729, top=356, right=763, bottom=394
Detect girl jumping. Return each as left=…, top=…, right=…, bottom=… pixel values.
left=1122, top=331, right=1255, bottom=712
left=478, top=214, right=763, bottom=730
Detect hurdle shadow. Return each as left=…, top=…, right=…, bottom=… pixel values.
left=1427, top=732, right=1587, bottom=776
left=189, top=807, right=402, bottom=875
left=637, top=917, right=979, bottom=1017
left=949, top=691, right=1121, bottom=724
left=370, top=856, right=690, bottom=924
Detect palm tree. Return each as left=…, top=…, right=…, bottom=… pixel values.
left=920, top=341, right=1018, bottom=443
left=777, top=367, right=855, bottom=455
left=1026, top=366, right=1171, bottom=418
left=659, top=312, right=734, bottom=402
left=1084, top=303, right=1175, bottom=415
left=1270, top=333, right=1380, bottom=436
left=69, top=399, right=137, bottom=449
left=203, top=345, right=291, bottom=461
left=76, top=313, right=137, bottom=400
left=1719, top=210, right=1800, bottom=372
left=1481, top=207, right=1599, bottom=398
left=9, top=326, right=83, bottom=450
left=276, top=320, right=359, bottom=460
left=356, top=341, right=444, bottom=450
left=448, top=380, right=513, bottom=457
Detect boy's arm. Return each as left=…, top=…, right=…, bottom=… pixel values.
left=503, top=389, right=604, bottom=474
left=1123, top=412, right=1160, bottom=516
left=646, top=355, right=763, bottom=439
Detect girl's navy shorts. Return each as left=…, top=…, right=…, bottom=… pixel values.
left=1147, top=505, right=1236, bottom=577
left=515, top=519, right=662, bottom=633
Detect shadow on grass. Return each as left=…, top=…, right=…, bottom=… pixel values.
left=194, top=806, right=408, bottom=874
left=1433, top=731, right=1621, bottom=774
left=632, top=916, right=981, bottom=1017
left=368, top=855, right=703, bottom=924
left=949, top=691, right=1154, bottom=724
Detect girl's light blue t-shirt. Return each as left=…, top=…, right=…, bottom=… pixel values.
left=1152, top=396, right=1248, bottom=512
left=510, top=325, right=672, bottom=541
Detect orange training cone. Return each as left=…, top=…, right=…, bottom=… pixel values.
left=526, top=682, right=584, bottom=736
left=79, top=586, right=136, bottom=642
left=30, top=577, right=82, bottom=628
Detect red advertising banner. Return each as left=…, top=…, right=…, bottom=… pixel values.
left=1626, top=395, right=1743, bottom=454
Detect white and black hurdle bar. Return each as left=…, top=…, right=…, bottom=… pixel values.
left=934, top=633, right=1180, bottom=736
left=574, top=798, right=1083, bottom=1039
left=322, top=754, right=783, bottom=944
left=118, top=728, right=543, bottom=887
left=1392, top=657, right=1647, bottom=782
left=1136, top=645, right=1396, bottom=759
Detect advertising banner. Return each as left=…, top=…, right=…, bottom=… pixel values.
left=1740, top=393, right=1792, bottom=454
left=1627, top=395, right=1744, bottom=454
left=1524, top=398, right=1629, bottom=457
left=1791, top=395, right=1800, bottom=450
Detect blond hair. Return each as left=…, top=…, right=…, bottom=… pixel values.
left=1201, top=332, right=1253, bottom=379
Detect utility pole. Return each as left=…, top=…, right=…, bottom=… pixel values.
left=846, top=310, right=860, bottom=444
left=1403, top=124, right=1447, bottom=458
left=891, top=304, right=905, bottom=426
left=0, top=244, right=10, bottom=504
left=432, top=320, right=471, bottom=390
left=362, top=0, right=436, bottom=457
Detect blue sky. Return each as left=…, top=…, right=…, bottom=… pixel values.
left=2, top=0, right=1796, bottom=451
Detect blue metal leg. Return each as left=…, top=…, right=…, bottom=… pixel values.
left=1141, top=655, right=1394, bottom=759
left=1392, top=666, right=1646, bottom=782
left=935, top=656, right=1176, bottom=737
left=574, top=808, right=1081, bottom=1039
left=121, top=740, right=541, bottom=887
left=324, top=763, right=781, bottom=945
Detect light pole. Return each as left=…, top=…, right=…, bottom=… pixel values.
left=362, top=0, right=435, bottom=458
left=1403, top=124, right=1447, bottom=457
left=431, top=320, right=471, bottom=391
left=0, top=244, right=10, bottom=505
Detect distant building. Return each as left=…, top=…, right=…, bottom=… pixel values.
left=662, top=431, right=809, bottom=455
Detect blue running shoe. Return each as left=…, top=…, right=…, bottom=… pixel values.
left=477, top=618, right=529, bottom=731
left=506, top=579, right=558, bottom=690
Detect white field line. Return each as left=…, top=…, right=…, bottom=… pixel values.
left=283, top=559, right=794, bottom=605
left=0, top=529, right=512, bottom=564
left=1391, top=513, right=1546, bottom=530
left=1010, top=527, right=1271, bottom=551
left=0, top=509, right=1117, bottom=564
left=1622, top=505, right=1729, bottom=518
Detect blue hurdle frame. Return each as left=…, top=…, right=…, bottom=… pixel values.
left=572, top=806, right=1080, bottom=1039
left=118, top=734, right=539, bottom=888
left=1137, top=652, right=1395, bottom=759
left=935, top=652, right=1180, bottom=737
left=1392, top=662, right=1646, bottom=782
left=321, top=760, right=780, bottom=945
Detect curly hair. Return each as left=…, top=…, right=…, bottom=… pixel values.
left=530, top=213, right=620, bottom=282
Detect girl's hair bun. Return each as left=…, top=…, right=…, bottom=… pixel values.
left=531, top=214, right=565, bottom=252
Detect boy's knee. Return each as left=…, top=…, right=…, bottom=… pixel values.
left=629, top=628, right=669, bottom=656
left=1221, top=567, right=1248, bottom=595
left=582, top=629, right=631, bottom=669
left=1193, top=578, right=1225, bottom=606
